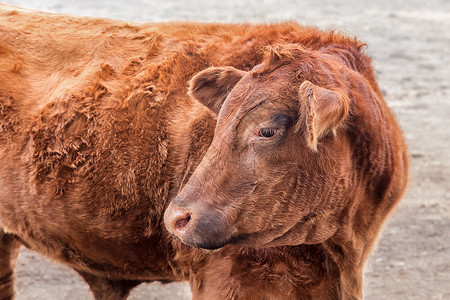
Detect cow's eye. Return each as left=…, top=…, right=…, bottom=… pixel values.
left=258, top=128, right=276, bottom=138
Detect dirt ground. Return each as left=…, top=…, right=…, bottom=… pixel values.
left=5, top=0, right=450, bottom=299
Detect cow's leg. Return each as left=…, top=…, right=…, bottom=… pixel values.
left=76, top=270, right=141, bottom=300
left=0, top=231, right=20, bottom=300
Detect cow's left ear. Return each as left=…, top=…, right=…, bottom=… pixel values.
left=298, top=80, right=349, bottom=151
left=188, top=67, right=247, bottom=114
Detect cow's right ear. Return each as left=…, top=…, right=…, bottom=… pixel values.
left=188, top=67, right=247, bottom=114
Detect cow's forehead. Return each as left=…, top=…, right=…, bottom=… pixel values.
left=213, top=74, right=296, bottom=139
left=217, top=75, right=290, bottom=125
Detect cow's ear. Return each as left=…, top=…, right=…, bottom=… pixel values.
left=298, top=80, right=349, bottom=151
left=189, top=67, right=247, bottom=114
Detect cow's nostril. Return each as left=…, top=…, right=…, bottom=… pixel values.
left=175, top=213, right=191, bottom=231
left=164, top=203, right=195, bottom=241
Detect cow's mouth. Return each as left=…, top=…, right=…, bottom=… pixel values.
left=183, top=233, right=233, bottom=251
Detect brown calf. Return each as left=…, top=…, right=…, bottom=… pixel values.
left=0, top=5, right=408, bottom=300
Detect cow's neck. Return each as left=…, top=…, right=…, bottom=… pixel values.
left=320, top=193, right=384, bottom=300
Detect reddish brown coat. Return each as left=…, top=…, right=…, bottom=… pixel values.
left=0, top=5, right=408, bottom=300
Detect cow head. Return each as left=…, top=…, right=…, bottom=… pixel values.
left=164, top=45, right=355, bottom=250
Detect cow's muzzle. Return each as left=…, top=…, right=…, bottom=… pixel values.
left=164, top=197, right=233, bottom=250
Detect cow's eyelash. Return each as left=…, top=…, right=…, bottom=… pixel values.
left=258, top=128, right=277, bottom=138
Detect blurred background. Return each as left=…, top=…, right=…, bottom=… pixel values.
left=4, top=0, right=450, bottom=299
